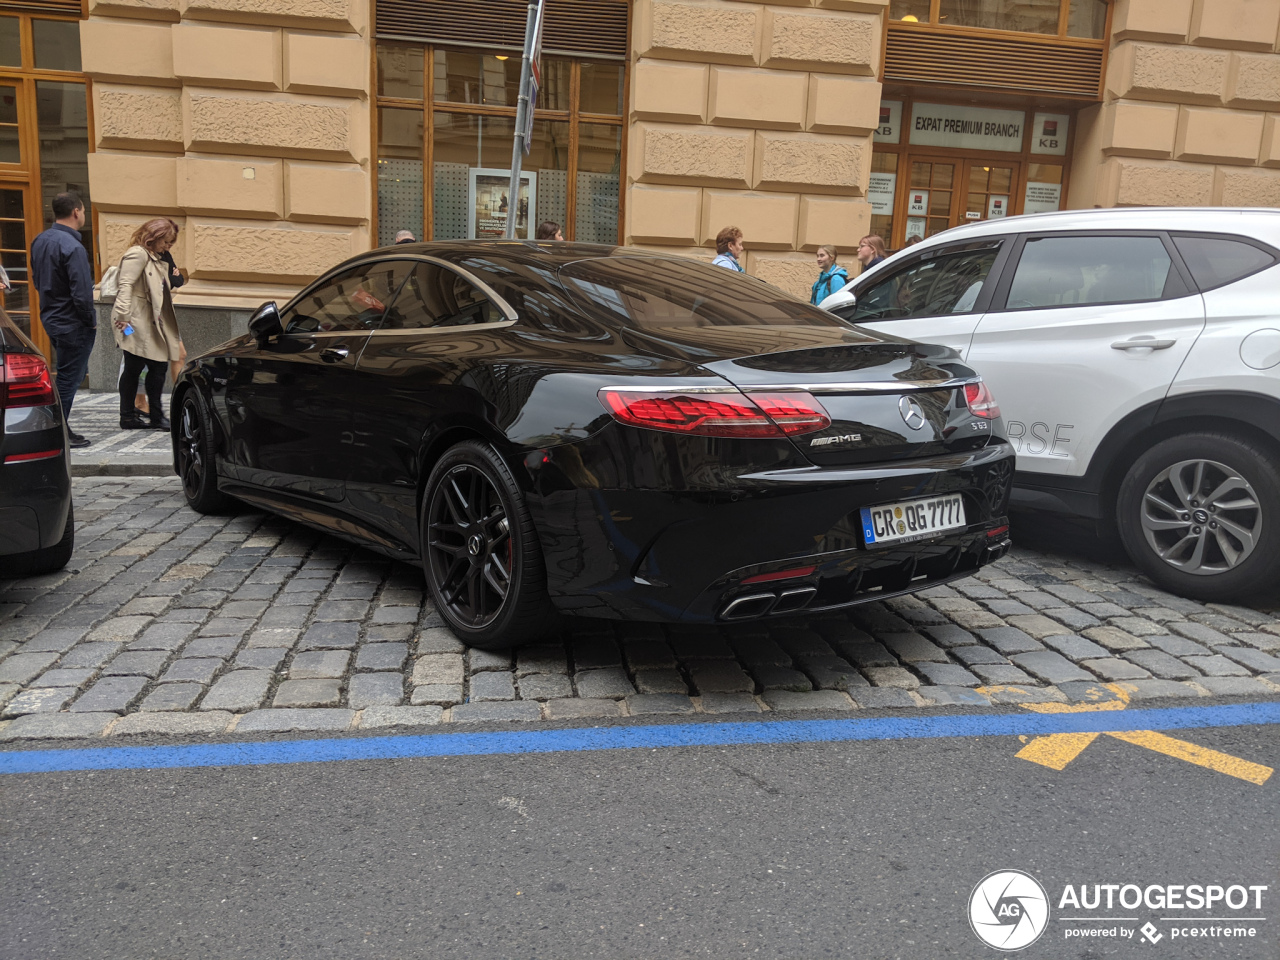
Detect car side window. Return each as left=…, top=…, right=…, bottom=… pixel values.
left=381, top=262, right=504, bottom=330
left=282, top=261, right=413, bottom=334
left=1171, top=235, right=1277, bottom=291
left=850, top=242, right=1003, bottom=323
left=1005, top=236, right=1177, bottom=309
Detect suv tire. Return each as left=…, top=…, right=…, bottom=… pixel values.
left=1117, top=431, right=1280, bottom=602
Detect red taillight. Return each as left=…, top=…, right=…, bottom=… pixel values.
left=3, top=448, right=62, bottom=464
left=963, top=380, right=1000, bottom=419
left=600, top=389, right=830, bottom=439
left=742, top=565, right=816, bottom=584
left=1, top=352, right=56, bottom=410
left=743, top=392, right=832, bottom=436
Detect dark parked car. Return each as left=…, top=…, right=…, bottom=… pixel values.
left=172, top=243, right=1014, bottom=648
left=0, top=307, right=73, bottom=575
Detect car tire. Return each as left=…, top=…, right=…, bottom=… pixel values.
left=1116, top=431, right=1280, bottom=602
left=420, top=441, right=558, bottom=649
left=176, top=390, right=229, bottom=514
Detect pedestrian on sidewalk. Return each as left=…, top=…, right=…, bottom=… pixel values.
left=31, top=192, right=95, bottom=448
left=132, top=219, right=187, bottom=418
left=712, top=226, right=745, bottom=272
left=536, top=221, right=563, bottom=240
left=111, top=218, right=184, bottom=432
left=856, top=235, right=887, bottom=273
left=810, top=245, right=849, bottom=305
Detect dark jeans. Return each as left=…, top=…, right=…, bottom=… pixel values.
left=47, top=325, right=96, bottom=422
left=119, top=351, right=168, bottom=421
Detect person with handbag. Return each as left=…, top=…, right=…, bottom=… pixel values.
left=111, top=219, right=184, bottom=430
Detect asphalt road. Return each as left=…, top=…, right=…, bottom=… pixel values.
left=2, top=705, right=1277, bottom=960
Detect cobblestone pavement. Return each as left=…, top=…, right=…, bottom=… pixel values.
left=1, top=476, right=1278, bottom=742
left=66, top=393, right=173, bottom=476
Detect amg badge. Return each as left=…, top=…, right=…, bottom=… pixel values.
left=810, top=433, right=862, bottom=447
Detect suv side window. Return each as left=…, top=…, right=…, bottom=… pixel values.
left=282, top=261, right=413, bottom=334
left=849, top=241, right=1003, bottom=323
left=382, top=262, right=504, bottom=330
left=1004, top=235, right=1179, bottom=309
left=1171, top=234, right=1277, bottom=291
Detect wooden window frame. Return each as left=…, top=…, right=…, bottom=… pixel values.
left=902, top=0, right=1108, bottom=41
left=371, top=39, right=627, bottom=246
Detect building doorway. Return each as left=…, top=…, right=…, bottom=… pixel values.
left=0, top=180, right=33, bottom=341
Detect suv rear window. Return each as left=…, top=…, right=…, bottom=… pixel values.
left=1005, top=235, right=1177, bottom=308
left=1172, top=235, right=1276, bottom=291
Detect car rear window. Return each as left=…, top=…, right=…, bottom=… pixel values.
left=1005, top=235, right=1177, bottom=308
left=558, top=257, right=853, bottom=331
left=1172, top=235, right=1276, bottom=291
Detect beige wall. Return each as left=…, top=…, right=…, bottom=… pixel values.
left=1071, top=0, right=1280, bottom=209
left=625, top=0, right=886, bottom=297
left=82, top=0, right=373, bottom=309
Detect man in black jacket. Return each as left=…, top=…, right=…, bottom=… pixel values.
left=31, top=192, right=94, bottom=448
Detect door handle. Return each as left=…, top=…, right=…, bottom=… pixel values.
left=320, top=346, right=350, bottom=363
left=1111, top=337, right=1176, bottom=351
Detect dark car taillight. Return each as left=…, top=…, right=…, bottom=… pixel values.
left=599, top=388, right=830, bottom=439
left=1, top=352, right=56, bottom=410
left=963, top=380, right=1000, bottom=419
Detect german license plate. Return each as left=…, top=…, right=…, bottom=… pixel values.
left=860, top=494, right=966, bottom=547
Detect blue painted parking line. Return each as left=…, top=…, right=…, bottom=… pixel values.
left=1, top=701, right=1278, bottom=776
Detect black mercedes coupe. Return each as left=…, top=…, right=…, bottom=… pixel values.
left=172, top=242, right=1014, bottom=648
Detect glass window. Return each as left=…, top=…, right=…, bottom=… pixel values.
left=32, top=19, right=80, bottom=72
left=377, top=43, right=424, bottom=100
left=939, top=0, right=1061, bottom=34
left=0, top=187, right=28, bottom=338
left=0, top=83, right=19, bottom=164
left=1006, top=236, right=1175, bottom=309
left=377, top=106, right=424, bottom=246
left=559, top=257, right=849, bottom=332
left=283, top=261, right=414, bottom=334
left=869, top=151, right=897, bottom=250
left=576, top=123, right=620, bottom=244
left=1067, top=0, right=1108, bottom=38
left=433, top=50, right=569, bottom=111
left=36, top=81, right=89, bottom=252
left=579, top=62, right=624, bottom=116
left=851, top=242, right=1003, bottom=322
left=890, top=0, right=931, bottom=22
left=0, top=17, right=19, bottom=67
left=1172, top=236, right=1277, bottom=291
left=383, top=262, right=503, bottom=329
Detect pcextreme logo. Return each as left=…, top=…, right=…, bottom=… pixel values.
left=969, top=870, right=1050, bottom=951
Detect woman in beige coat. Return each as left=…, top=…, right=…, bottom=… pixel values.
left=111, top=219, right=183, bottom=430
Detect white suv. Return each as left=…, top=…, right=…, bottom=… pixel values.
left=820, top=207, right=1280, bottom=601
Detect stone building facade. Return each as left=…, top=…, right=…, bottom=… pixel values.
left=7, top=0, right=1280, bottom=360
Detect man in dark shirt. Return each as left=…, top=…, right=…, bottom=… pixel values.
left=31, top=192, right=95, bottom=447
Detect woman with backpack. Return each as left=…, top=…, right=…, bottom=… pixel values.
left=810, top=244, right=849, bottom=306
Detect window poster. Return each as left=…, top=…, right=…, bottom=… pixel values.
left=468, top=168, right=537, bottom=239
left=1023, top=182, right=1062, bottom=214
left=907, top=190, right=929, bottom=216
left=876, top=101, right=903, bottom=144
left=909, top=102, right=1026, bottom=153
left=868, top=172, right=897, bottom=215
left=1030, top=113, right=1070, bottom=156
left=987, top=195, right=1009, bottom=219
left=905, top=217, right=927, bottom=240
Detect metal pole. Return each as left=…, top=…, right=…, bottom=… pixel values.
left=504, top=0, right=540, bottom=240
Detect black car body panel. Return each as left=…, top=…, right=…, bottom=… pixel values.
left=0, top=309, right=71, bottom=558
left=175, top=241, right=1014, bottom=624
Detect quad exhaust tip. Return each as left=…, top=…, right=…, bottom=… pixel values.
left=720, top=585, right=818, bottom=621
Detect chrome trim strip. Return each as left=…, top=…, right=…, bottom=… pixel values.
left=720, top=593, right=778, bottom=620
left=365, top=320, right=516, bottom=337
left=599, top=378, right=980, bottom=395
left=408, top=255, right=519, bottom=321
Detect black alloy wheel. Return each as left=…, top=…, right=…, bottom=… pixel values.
left=1117, top=431, right=1280, bottom=602
left=177, top=391, right=228, bottom=514
left=421, top=441, right=556, bottom=649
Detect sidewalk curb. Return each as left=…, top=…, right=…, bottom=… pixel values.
left=71, top=462, right=173, bottom=477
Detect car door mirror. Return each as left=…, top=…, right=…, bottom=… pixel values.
left=248, top=301, right=283, bottom=344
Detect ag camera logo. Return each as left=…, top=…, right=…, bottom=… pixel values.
left=969, top=870, right=1050, bottom=951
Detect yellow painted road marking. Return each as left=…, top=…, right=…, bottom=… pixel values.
left=1001, top=683, right=1274, bottom=785
left=1108, top=730, right=1274, bottom=786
